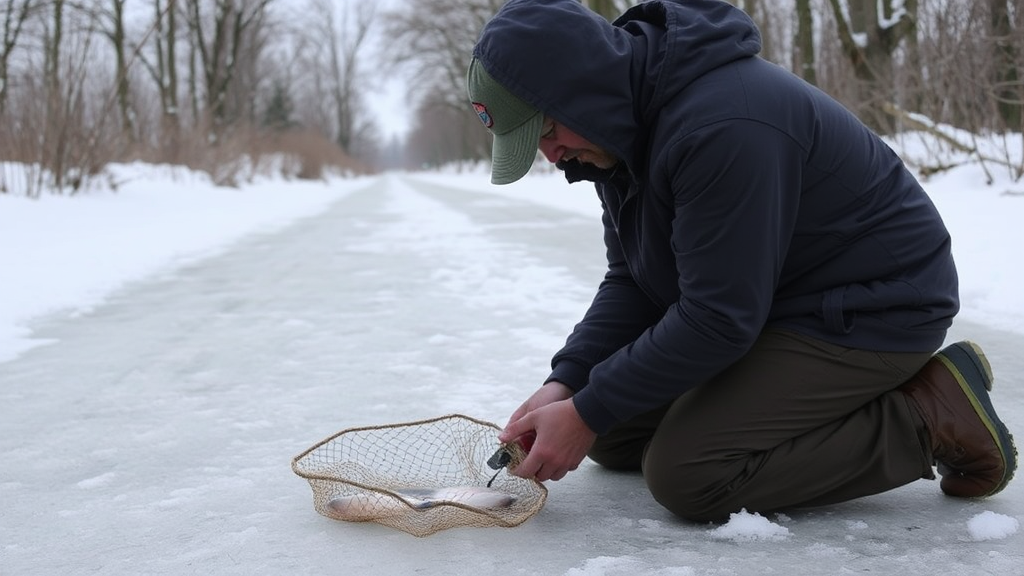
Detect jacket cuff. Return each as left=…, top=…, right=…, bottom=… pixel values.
left=546, top=360, right=590, bottom=393
left=571, top=387, right=618, bottom=435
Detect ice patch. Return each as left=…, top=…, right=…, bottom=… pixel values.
left=638, top=518, right=663, bottom=530
left=967, top=511, right=1019, bottom=541
left=563, top=556, right=642, bottom=576
left=427, top=333, right=457, bottom=345
left=76, top=471, right=116, bottom=489
left=563, top=556, right=696, bottom=576
left=805, top=542, right=853, bottom=558
left=280, top=318, right=313, bottom=328
left=845, top=520, right=869, bottom=530
left=707, top=509, right=792, bottom=542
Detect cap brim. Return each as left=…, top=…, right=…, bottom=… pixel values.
left=490, top=112, right=544, bottom=185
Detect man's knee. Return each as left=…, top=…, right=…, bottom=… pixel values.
left=587, top=404, right=669, bottom=471
left=587, top=436, right=642, bottom=471
left=643, top=455, right=739, bottom=522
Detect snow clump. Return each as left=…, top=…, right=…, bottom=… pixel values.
left=967, top=511, right=1019, bottom=541
left=707, top=509, right=792, bottom=542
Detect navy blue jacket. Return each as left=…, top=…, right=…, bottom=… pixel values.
left=473, top=0, right=958, bottom=434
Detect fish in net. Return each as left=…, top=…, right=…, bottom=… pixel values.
left=292, top=414, right=547, bottom=537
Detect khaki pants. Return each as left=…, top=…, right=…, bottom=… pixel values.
left=588, top=329, right=935, bottom=522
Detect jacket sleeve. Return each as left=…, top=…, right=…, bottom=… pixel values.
left=571, top=119, right=804, bottom=434
left=546, top=197, right=664, bottom=393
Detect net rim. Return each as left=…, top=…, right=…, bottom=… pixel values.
left=291, top=413, right=504, bottom=472
left=291, top=413, right=548, bottom=532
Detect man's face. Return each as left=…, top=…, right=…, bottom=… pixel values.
left=537, top=117, right=617, bottom=169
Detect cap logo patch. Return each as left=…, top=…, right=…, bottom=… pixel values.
left=472, top=102, right=493, bottom=128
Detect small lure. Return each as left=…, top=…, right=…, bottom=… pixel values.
left=487, top=446, right=513, bottom=470
left=486, top=445, right=515, bottom=487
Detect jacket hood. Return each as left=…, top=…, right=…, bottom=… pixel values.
left=472, top=0, right=761, bottom=179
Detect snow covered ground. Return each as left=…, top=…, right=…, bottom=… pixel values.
left=1, top=160, right=1022, bottom=575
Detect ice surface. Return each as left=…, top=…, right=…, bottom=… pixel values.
left=0, top=167, right=1022, bottom=575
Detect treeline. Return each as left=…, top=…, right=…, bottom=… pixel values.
left=0, top=0, right=383, bottom=196
left=1, top=0, right=1022, bottom=197
left=396, top=0, right=1023, bottom=183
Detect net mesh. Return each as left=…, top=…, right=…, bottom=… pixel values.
left=292, top=414, right=547, bottom=537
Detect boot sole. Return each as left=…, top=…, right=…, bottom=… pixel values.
left=936, top=341, right=1018, bottom=496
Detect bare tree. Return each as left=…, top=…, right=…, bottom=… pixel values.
left=184, top=0, right=273, bottom=139
left=825, top=0, right=917, bottom=133
left=0, top=0, right=37, bottom=116
left=29, top=0, right=115, bottom=193
left=383, top=0, right=502, bottom=114
left=135, top=0, right=181, bottom=155
left=989, top=0, right=1021, bottom=131
left=307, top=0, right=375, bottom=155
left=90, top=0, right=135, bottom=145
left=42, top=0, right=68, bottom=189
left=405, top=97, right=489, bottom=172
left=229, top=3, right=272, bottom=128
left=382, top=0, right=503, bottom=165
left=912, top=0, right=1008, bottom=132
left=794, top=0, right=816, bottom=84
left=3, top=0, right=1022, bottom=193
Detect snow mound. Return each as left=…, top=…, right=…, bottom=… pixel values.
left=707, top=509, right=792, bottom=542
left=967, top=511, right=1019, bottom=541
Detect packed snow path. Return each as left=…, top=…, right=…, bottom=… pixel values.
left=1, top=175, right=1021, bottom=575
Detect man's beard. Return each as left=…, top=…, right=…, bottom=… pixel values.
left=556, top=158, right=621, bottom=183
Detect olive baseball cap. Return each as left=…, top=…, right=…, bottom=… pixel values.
left=467, top=58, right=544, bottom=185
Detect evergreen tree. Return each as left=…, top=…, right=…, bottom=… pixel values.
left=263, top=82, right=295, bottom=131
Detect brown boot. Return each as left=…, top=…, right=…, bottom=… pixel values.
left=900, top=341, right=1017, bottom=498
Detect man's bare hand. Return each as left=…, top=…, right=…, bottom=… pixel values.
left=499, top=392, right=596, bottom=482
left=505, top=381, right=574, bottom=428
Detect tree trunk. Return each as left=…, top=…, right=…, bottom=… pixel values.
left=0, top=0, right=35, bottom=117
left=826, top=0, right=916, bottom=134
left=43, top=0, right=66, bottom=192
left=186, top=0, right=271, bottom=141
left=161, top=0, right=181, bottom=156
left=106, top=0, right=135, bottom=146
left=794, top=0, right=816, bottom=85
left=989, top=0, right=1021, bottom=131
left=140, top=0, right=182, bottom=149
left=313, top=0, right=374, bottom=155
